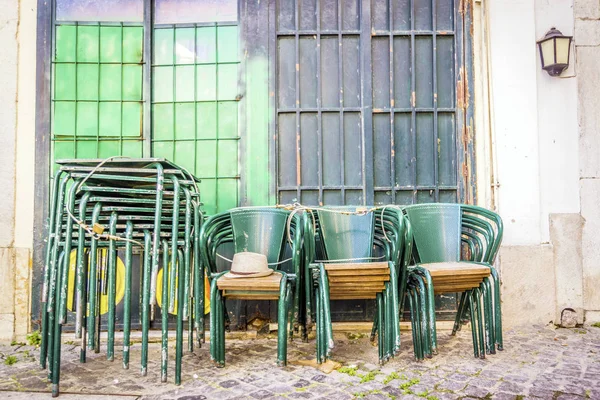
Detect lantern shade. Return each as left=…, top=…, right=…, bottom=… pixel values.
left=537, top=27, right=573, bottom=77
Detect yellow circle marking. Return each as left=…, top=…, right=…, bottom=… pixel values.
left=156, top=267, right=210, bottom=315
left=66, top=249, right=126, bottom=315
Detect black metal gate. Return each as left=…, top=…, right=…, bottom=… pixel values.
left=273, top=0, right=474, bottom=320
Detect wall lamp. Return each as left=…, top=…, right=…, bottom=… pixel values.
left=537, top=27, right=573, bottom=77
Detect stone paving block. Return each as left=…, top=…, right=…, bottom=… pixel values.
left=2, top=325, right=600, bottom=399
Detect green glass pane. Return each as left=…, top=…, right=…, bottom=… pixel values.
left=99, top=140, right=121, bottom=158
left=154, top=28, right=174, bottom=65
left=99, top=64, right=121, bottom=101
left=122, top=102, right=142, bottom=137
left=175, top=103, right=195, bottom=140
left=123, top=65, right=142, bottom=100
left=122, top=140, right=143, bottom=157
left=77, top=26, right=99, bottom=62
left=153, top=66, right=174, bottom=102
left=55, top=25, right=76, bottom=62
left=54, top=64, right=76, bottom=100
left=54, top=140, right=75, bottom=160
left=175, top=28, right=195, bottom=65
left=217, top=140, right=238, bottom=177
left=196, top=26, right=216, bottom=63
left=196, top=65, right=216, bottom=101
left=99, top=102, right=121, bottom=136
left=122, top=26, right=144, bottom=63
left=217, top=101, right=237, bottom=139
left=100, top=26, right=122, bottom=63
left=175, top=66, right=195, bottom=102
left=195, top=140, right=217, bottom=177
left=76, top=102, right=98, bottom=136
left=217, top=179, right=238, bottom=211
left=152, top=104, right=174, bottom=140
left=152, top=141, right=174, bottom=161
left=217, top=26, right=238, bottom=63
left=53, top=101, right=76, bottom=136
left=76, top=140, right=98, bottom=158
left=199, top=179, right=216, bottom=216
left=174, top=141, right=195, bottom=172
left=77, top=64, right=99, bottom=100
left=217, top=64, right=238, bottom=100
left=196, top=102, right=217, bottom=139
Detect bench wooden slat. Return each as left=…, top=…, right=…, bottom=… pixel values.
left=328, top=275, right=389, bottom=283
left=326, top=269, right=390, bottom=277
left=217, top=272, right=282, bottom=291
left=432, top=276, right=488, bottom=284
left=329, top=282, right=386, bottom=289
left=324, top=262, right=388, bottom=271
left=420, top=262, right=490, bottom=278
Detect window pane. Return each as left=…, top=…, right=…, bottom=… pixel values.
left=154, top=0, right=237, bottom=24
left=56, top=0, right=143, bottom=22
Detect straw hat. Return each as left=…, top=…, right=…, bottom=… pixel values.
left=223, top=252, right=273, bottom=279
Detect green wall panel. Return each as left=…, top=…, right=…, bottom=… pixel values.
left=152, top=24, right=240, bottom=215
left=52, top=23, right=144, bottom=171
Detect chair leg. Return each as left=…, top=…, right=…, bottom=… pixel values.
left=412, top=267, right=437, bottom=354
left=474, top=288, right=486, bottom=359
left=377, top=292, right=384, bottom=365
left=490, top=267, right=503, bottom=351
left=411, top=287, right=423, bottom=361
left=370, top=314, right=378, bottom=343
left=452, top=292, right=468, bottom=336
left=415, top=276, right=432, bottom=358
left=481, top=280, right=493, bottom=355
left=317, top=264, right=334, bottom=357
left=315, top=286, right=323, bottom=364
left=388, top=262, right=401, bottom=356
left=467, top=290, right=479, bottom=358
left=218, top=289, right=226, bottom=367
left=484, top=278, right=496, bottom=354
left=277, top=276, right=290, bottom=367
left=175, top=250, right=185, bottom=384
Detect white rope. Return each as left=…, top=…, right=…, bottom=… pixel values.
left=216, top=253, right=293, bottom=266
left=76, top=156, right=132, bottom=193
left=67, top=156, right=142, bottom=248
left=314, top=255, right=386, bottom=263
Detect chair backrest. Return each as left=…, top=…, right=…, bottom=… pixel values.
left=230, top=208, right=289, bottom=265
left=316, top=209, right=374, bottom=261
left=403, top=203, right=461, bottom=263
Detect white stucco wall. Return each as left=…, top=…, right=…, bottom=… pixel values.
left=488, top=0, right=542, bottom=246
left=534, top=1, right=580, bottom=243
left=488, top=0, right=580, bottom=247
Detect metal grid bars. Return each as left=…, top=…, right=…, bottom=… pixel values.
left=276, top=0, right=365, bottom=207
left=371, top=0, right=458, bottom=206
left=274, top=0, right=465, bottom=208
left=52, top=23, right=145, bottom=170
left=151, top=23, right=240, bottom=215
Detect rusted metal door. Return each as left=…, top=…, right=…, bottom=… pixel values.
left=273, top=0, right=474, bottom=320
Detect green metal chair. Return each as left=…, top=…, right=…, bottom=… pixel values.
left=305, top=207, right=411, bottom=365
left=199, top=207, right=305, bottom=367
left=403, top=203, right=503, bottom=359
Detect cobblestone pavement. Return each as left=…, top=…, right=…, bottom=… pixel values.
left=1, top=324, right=599, bottom=399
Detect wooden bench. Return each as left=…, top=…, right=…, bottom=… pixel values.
left=419, top=262, right=490, bottom=294
left=324, top=262, right=390, bottom=300
left=217, top=272, right=282, bottom=300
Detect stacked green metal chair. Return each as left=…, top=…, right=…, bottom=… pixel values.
left=40, top=158, right=203, bottom=397
left=402, top=203, right=503, bottom=360
left=304, top=207, right=413, bottom=365
left=199, top=207, right=306, bottom=367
